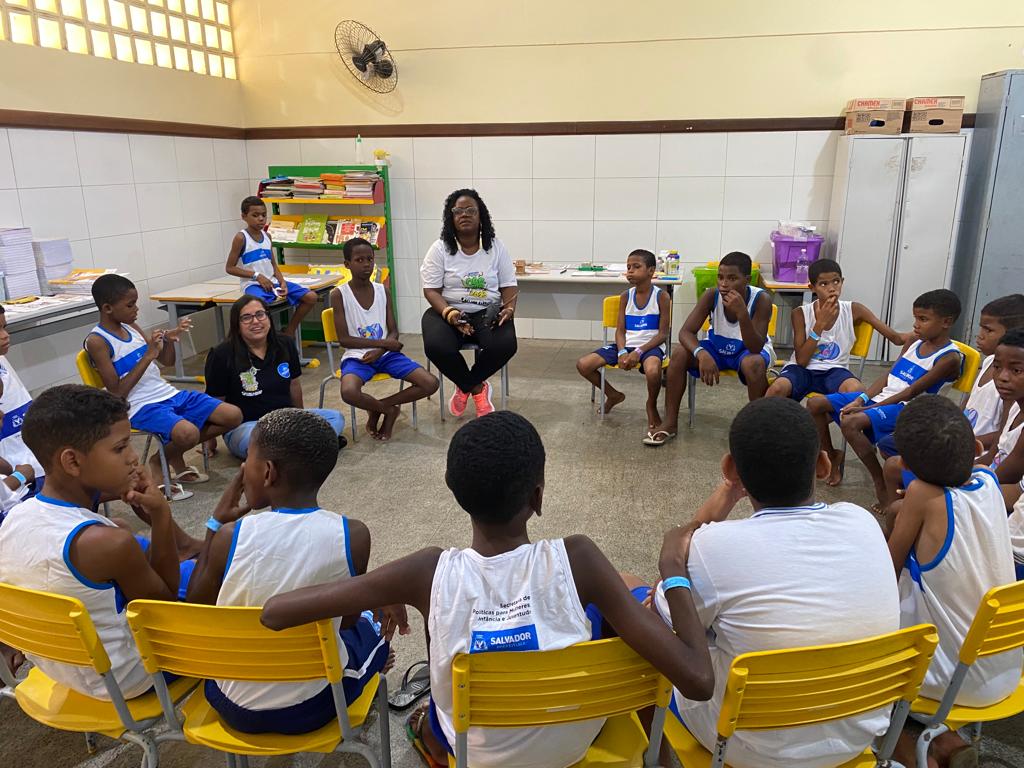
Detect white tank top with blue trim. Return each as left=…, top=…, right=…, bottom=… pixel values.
left=238, top=229, right=276, bottom=287
left=0, top=495, right=150, bottom=699
left=992, top=403, right=1022, bottom=470
left=787, top=300, right=855, bottom=371
left=0, top=355, right=43, bottom=475
left=964, top=356, right=1004, bottom=438
left=708, top=286, right=774, bottom=361
left=875, top=339, right=962, bottom=402
left=87, top=324, right=177, bottom=417
left=338, top=282, right=388, bottom=364
left=624, top=285, right=664, bottom=351
left=215, top=507, right=364, bottom=710
left=428, top=540, right=602, bottom=768
left=898, top=468, right=1021, bottom=707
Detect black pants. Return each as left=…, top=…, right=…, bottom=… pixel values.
left=421, top=308, right=517, bottom=393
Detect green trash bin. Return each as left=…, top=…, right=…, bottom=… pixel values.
left=691, top=263, right=762, bottom=299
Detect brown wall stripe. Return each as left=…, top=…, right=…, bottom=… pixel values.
left=0, top=109, right=976, bottom=140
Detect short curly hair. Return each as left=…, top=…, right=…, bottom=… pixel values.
left=22, top=385, right=129, bottom=469
left=895, top=395, right=975, bottom=487
left=445, top=411, right=545, bottom=523
left=251, top=408, right=339, bottom=488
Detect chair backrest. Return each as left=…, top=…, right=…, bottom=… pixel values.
left=75, top=348, right=104, bottom=389
left=602, top=295, right=620, bottom=329
left=699, top=303, right=778, bottom=336
left=951, top=340, right=982, bottom=395
left=958, top=581, right=1024, bottom=666
left=715, top=624, right=937, bottom=740
left=126, top=600, right=339, bottom=684
left=850, top=320, right=874, bottom=359
left=450, top=637, right=671, bottom=732
left=321, top=307, right=339, bottom=345
left=0, top=582, right=111, bottom=674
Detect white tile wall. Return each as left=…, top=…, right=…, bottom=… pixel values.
left=0, top=127, right=252, bottom=391
left=4, top=126, right=841, bottom=387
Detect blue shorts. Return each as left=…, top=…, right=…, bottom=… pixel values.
left=340, top=351, right=422, bottom=383
left=130, top=390, right=222, bottom=445
left=205, top=615, right=388, bottom=735
left=778, top=365, right=856, bottom=401
left=690, top=340, right=771, bottom=385
left=1017, top=562, right=1024, bottom=582
left=131, top=536, right=195, bottom=601
left=244, top=280, right=312, bottom=307
left=823, top=392, right=905, bottom=446
left=594, top=345, right=664, bottom=368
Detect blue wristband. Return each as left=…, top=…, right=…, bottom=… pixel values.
left=10, top=471, right=26, bottom=487
left=206, top=516, right=223, bottom=534
left=617, top=347, right=629, bottom=357
left=808, top=329, right=821, bottom=341
left=858, top=393, right=870, bottom=404
left=662, top=576, right=692, bottom=592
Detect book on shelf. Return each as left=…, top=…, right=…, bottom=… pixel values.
left=297, top=215, right=329, bottom=244
left=330, top=218, right=381, bottom=246
left=323, top=220, right=338, bottom=244
left=267, top=221, right=298, bottom=243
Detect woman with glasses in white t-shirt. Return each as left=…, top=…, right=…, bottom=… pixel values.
left=421, top=189, right=518, bottom=419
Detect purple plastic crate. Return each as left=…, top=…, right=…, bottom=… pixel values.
left=771, top=231, right=824, bottom=282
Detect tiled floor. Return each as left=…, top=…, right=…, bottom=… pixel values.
left=2, top=336, right=1022, bottom=768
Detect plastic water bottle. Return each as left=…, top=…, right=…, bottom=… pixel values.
left=666, top=250, right=681, bottom=277
left=795, top=248, right=810, bottom=283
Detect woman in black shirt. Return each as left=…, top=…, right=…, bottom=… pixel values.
left=205, top=296, right=345, bottom=458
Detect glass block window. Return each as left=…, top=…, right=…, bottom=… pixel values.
left=0, top=0, right=236, bottom=78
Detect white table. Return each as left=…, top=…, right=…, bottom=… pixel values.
left=2, top=294, right=99, bottom=345
left=764, top=280, right=813, bottom=348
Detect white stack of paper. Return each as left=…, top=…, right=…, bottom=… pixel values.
left=33, top=238, right=74, bottom=288
left=0, top=228, right=41, bottom=299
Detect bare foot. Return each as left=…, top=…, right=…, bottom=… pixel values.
left=1, top=642, right=24, bottom=678
left=600, top=390, right=626, bottom=414
left=827, top=450, right=845, bottom=486
left=646, top=403, right=662, bottom=432
left=375, top=405, right=400, bottom=441
left=366, top=411, right=383, bottom=437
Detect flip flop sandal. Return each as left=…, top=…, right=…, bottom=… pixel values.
left=389, top=660, right=430, bottom=711
left=406, top=706, right=445, bottom=768
left=158, top=483, right=194, bottom=502
left=171, top=465, right=209, bottom=484
left=642, top=430, right=677, bottom=447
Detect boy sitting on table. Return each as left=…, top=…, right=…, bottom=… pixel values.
left=85, top=274, right=241, bottom=499
left=806, top=289, right=963, bottom=511
left=331, top=238, right=438, bottom=442
left=648, top=251, right=773, bottom=446
left=261, top=411, right=714, bottom=768
left=885, top=395, right=1020, bottom=768
left=225, top=196, right=318, bottom=338
left=576, top=249, right=671, bottom=438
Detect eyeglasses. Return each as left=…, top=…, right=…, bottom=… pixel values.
left=451, top=206, right=479, bottom=216
left=239, top=310, right=269, bottom=324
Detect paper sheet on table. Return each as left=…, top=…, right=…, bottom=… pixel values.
left=605, top=263, right=627, bottom=272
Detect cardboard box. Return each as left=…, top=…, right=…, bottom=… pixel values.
left=843, top=98, right=907, bottom=135
left=907, top=96, right=965, bottom=133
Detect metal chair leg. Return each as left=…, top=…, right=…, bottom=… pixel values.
left=438, top=374, right=446, bottom=423
left=687, top=377, right=697, bottom=429
left=501, top=365, right=509, bottom=410
left=350, top=404, right=358, bottom=442
left=599, top=367, right=606, bottom=418
left=156, top=443, right=172, bottom=500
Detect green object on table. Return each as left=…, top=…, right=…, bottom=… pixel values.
left=692, top=264, right=762, bottom=299
left=577, top=264, right=606, bottom=272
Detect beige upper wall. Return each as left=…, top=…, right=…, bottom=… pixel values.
left=234, top=0, right=1024, bottom=127
left=0, top=38, right=243, bottom=127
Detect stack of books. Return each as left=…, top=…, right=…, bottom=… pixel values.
left=33, top=238, right=74, bottom=288
left=292, top=177, right=325, bottom=199
left=0, top=228, right=41, bottom=299
left=49, top=268, right=126, bottom=295
left=267, top=221, right=298, bottom=243
left=258, top=176, right=294, bottom=198
left=319, top=173, right=346, bottom=200
left=342, top=171, right=380, bottom=199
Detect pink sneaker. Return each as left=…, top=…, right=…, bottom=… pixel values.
left=472, top=380, right=495, bottom=417
left=448, top=386, right=470, bottom=417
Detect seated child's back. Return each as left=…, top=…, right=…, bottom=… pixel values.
left=889, top=395, right=1020, bottom=707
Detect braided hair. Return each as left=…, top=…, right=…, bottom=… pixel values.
left=440, top=188, right=495, bottom=255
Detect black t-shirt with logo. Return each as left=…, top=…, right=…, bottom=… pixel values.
left=204, top=337, right=302, bottom=424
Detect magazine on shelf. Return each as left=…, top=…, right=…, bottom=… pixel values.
left=297, top=215, right=329, bottom=244
left=267, top=221, right=298, bottom=243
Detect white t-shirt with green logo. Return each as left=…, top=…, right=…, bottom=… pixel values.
left=420, top=238, right=517, bottom=313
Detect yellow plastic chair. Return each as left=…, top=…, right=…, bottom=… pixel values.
left=950, top=340, right=982, bottom=396
left=687, top=304, right=778, bottom=428
left=76, top=349, right=180, bottom=500
left=0, top=583, right=198, bottom=768
left=318, top=306, right=417, bottom=442
left=125, top=600, right=390, bottom=768
left=590, top=295, right=671, bottom=419
left=450, top=637, right=672, bottom=768
left=909, top=581, right=1024, bottom=767
left=665, top=624, right=938, bottom=768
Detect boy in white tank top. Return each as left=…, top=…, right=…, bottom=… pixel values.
left=885, top=395, right=1020, bottom=767
left=330, top=238, right=438, bottom=441
left=261, top=412, right=715, bottom=768
left=85, top=275, right=242, bottom=497
left=651, top=251, right=774, bottom=446
left=0, top=386, right=200, bottom=698
left=0, top=305, right=44, bottom=508
left=185, top=409, right=389, bottom=734
left=225, top=197, right=318, bottom=338
left=964, top=294, right=1024, bottom=448
left=576, top=249, right=671, bottom=439
left=807, top=289, right=963, bottom=510
left=979, top=329, right=1024, bottom=511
